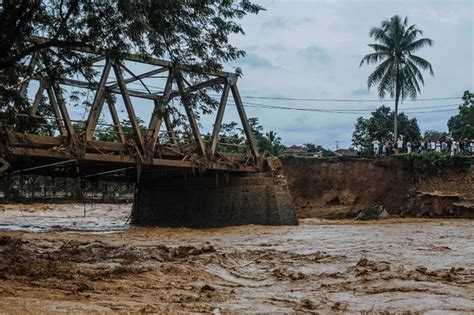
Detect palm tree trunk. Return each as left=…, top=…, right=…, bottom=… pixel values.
left=394, top=67, right=401, bottom=142
left=394, top=93, right=399, bottom=141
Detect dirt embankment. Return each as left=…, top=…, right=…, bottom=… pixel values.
left=282, top=158, right=474, bottom=219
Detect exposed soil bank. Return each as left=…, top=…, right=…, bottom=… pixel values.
left=282, top=158, right=474, bottom=219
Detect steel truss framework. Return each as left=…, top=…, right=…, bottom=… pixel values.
left=0, top=40, right=262, bottom=180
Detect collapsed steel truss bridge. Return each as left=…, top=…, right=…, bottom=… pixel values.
left=0, top=38, right=263, bottom=181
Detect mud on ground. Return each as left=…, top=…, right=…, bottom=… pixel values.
left=0, top=204, right=473, bottom=313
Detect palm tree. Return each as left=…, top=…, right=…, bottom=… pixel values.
left=360, top=15, right=434, bottom=141
left=264, top=130, right=283, bottom=156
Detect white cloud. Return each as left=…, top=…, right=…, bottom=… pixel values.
left=221, top=0, right=473, bottom=149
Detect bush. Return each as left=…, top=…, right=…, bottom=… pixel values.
left=399, top=151, right=471, bottom=176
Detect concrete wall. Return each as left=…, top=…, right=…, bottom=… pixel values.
left=132, top=173, right=298, bottom=227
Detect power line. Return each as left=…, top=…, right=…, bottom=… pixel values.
left=237, top=95, right=460, bottom=102
left=237, top=100, right=461, bottom=112
left=214, top=95, right=462, bottom=114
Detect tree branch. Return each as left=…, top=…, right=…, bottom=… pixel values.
left=0, top=40, right=94, bottom=70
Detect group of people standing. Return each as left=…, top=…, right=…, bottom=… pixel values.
left=371, top=137, right=474, bottom=157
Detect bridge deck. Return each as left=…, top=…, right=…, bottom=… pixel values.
left=1, top=132, right=259, bottom=181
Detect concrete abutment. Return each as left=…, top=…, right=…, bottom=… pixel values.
left=132, top=173, right=298, bottom=227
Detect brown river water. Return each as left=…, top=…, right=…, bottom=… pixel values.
left=0, top=203, right=473, bottom=313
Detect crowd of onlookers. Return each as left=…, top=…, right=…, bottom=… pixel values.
left=372, top=137, right=474, bottom=157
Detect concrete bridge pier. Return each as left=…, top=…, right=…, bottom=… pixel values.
left=132, top=173, right=298, bottom=227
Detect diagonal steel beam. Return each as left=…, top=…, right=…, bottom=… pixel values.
left=210, top=83, right=230, bottom=155
left=109, top=64, right=168, bottom=94
left=30, top=79, right=46, bottom=115
left=52, top=78, right=159, bottom=100
left=84, top=59, right=112, bottom=140
left=147, top=70, right=174, bottom=155
left=51, top=83, right=78, bottom=144
left=164, top=113, right=177, bottom=146
left=113, top=63, right=146, bottom=154
left=175, top=72, right=206, bottom=156
left=230, top=84, right=259, bottom=160
left=167, top=77, right=224, bottom=99
left=45, top=84, right=66, bottom=136
left=107, top=67, right=168, bottom=90
left=105, top=92, right=126, bottom=144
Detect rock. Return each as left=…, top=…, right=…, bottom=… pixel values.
left=356, top=204, right=389, bottom=220
left=200, top=284, right=215, bottom=292
left=379, top=209, right=390, bottom=219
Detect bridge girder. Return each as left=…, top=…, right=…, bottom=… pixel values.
left=0, top=40, right=263, bottom=181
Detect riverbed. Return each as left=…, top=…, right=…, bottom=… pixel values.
left=0, top=203, right=472, bottom=313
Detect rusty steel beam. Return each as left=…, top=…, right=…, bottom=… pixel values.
left=4, top=40, right=262, bottom=178
left=113, top=63, right=146, bottom=154
left=230, top=84, right=259, bottom=160
left=164, top=114, right=177, bottom=146
left=58, top=77, right=158, bottom=100
left=84, top=60, right=112, bottom=141
left=30, top=79, right=46, bottom=115
left=167, top=77, right=224, bottom=99
left=175, top=72, right=206, bottom=155
left=105, top=93, right=126, bottom=144
left=51, top=83, right=78, bottom=144
left=29, top=36, right=237, bottom=79
left=210, top=83, right=230, bottom=155
left=107, top=67, right=168, bottom=90
left=45, top=84, right=67, bottom=136
left=147, top=70, right=174, bottom=155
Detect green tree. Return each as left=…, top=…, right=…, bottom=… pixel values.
left=217, top=121, right=245, bottom=153
left=360, top=15, right=434, bottom=141
left=0, top=1, right=263, bottom=119
left=448, top=90, right=474, bottom=139
left=303, top=143, right=318, bottom=153
left=262, top=130, right=284, bottom=157
left=320, top=148, right=337, bottom=158
left=352, top=105, right=421, bottom=154
left=218, top=118, right=285, bottom=156
left=423, top=130, right=447, bottom=141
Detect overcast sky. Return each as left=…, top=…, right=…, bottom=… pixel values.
left=217, top=0, right=474, bottom=149
left=59, top=0, right=473, bottom=150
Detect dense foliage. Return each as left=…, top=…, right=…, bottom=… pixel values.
left=448, top=90, right=474, bottom=139
left=423, top=129, right=447, bottom=141
left=213, top=117, right=285, bottom=157
left=400, top=151, right=471, bottom=176
left=0, top=0, right=263, bottom=123
left=352, top=105, right=421, bottom=154
left=360, top=15, right=433, bottom=141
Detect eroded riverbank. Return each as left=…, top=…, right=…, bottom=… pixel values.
left=0, top=204, right=473, bottom=313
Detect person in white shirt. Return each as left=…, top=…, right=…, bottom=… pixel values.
left=395, top=138, right=403, bottom=154
left=372, top=138, right=380, bottom=157
left=451, top=141, right=458, bottom=155
left=430, top=140, right=436, bottom=151
left=435, top=141, right=441, bottom=152
left=406, top=141, right=412, bottom=153
left=397, top=138, right=403, bottom=149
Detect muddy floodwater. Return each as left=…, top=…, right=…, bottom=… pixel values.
left=0, top=204, right=473, bottom=313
